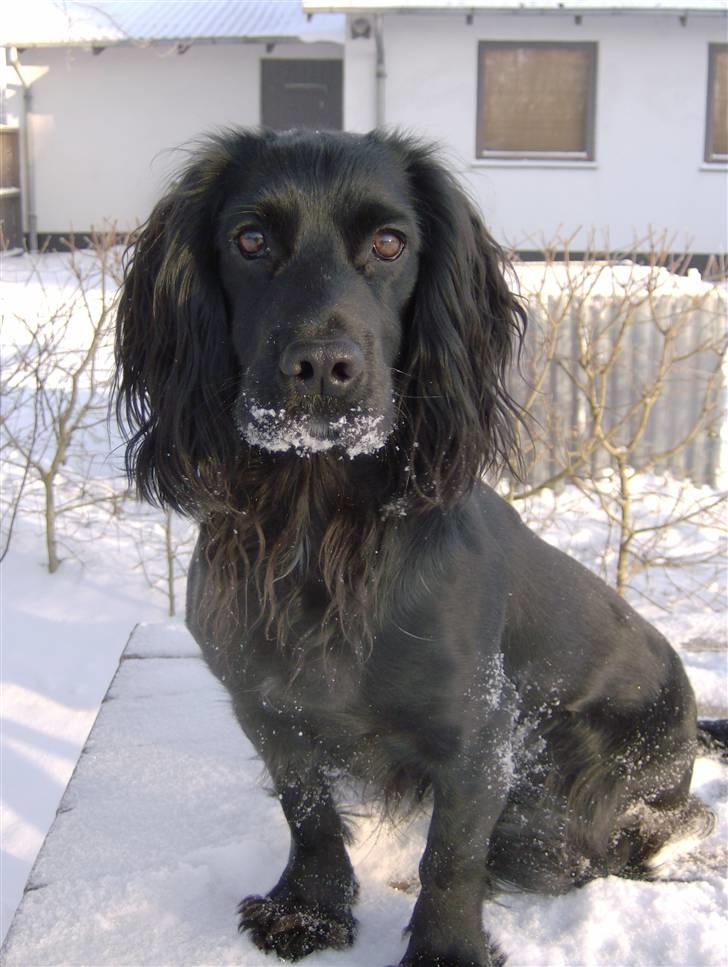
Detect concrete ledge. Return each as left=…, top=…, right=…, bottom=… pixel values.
left=2, top=623, right=726, bottom=966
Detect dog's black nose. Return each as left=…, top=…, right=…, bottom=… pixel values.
left=279, top=339, right=365, bottom=397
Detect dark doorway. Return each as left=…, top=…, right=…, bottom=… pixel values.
left=261, top=59, right=343, bottom=131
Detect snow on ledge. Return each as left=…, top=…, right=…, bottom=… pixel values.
left=2, top=622, right=726, bottom=966
left=122, top=622, right=202, bottom=659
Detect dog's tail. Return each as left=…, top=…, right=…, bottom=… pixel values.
left=697, top=718, right=728, bottom=758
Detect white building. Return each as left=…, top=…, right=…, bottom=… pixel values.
left=1, top=0, right=726, bottom=256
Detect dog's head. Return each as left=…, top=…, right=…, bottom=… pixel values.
left=218, top=131, right=420, bottom=458
left=116, top=129, right=524, bottom=512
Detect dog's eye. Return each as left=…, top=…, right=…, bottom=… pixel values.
left=238, top=228, right=267, bottom=259
left=372, top=230, right=405, bottom=261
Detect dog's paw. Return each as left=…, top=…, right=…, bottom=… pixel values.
left=238, top=894, right=357, bottom=961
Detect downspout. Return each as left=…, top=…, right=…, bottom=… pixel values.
left=373, top=14, right=386, bottom=128
left=8, top=47, right=38, bottom=252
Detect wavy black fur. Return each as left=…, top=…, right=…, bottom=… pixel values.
left=115, top=129, right=712, bottom=967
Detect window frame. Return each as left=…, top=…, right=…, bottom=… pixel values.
left=476, top=40, right=598, bottom=162
left=705, top=43, right=728, bottom=164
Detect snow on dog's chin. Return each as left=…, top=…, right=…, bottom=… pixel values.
left=240, top=402, right=389, bottom=458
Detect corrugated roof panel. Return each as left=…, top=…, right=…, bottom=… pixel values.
left=1, top=0, right=346, bottom=48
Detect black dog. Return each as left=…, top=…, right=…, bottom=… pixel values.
left=116, top=129, right=710, bottom=967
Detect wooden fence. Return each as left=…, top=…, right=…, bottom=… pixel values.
left=510, top=262, right=727, bottom=489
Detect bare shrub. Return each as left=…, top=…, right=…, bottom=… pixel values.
left=2, top=233, right=724, bottom=618
left=127, top=506, right=197, bottom=618
left=506, top=239, right=727, bottom=598
left=1, top=230, right=126, bottom=570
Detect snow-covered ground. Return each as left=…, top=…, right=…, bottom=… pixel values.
left=0, top=519, right=169, bottom=941
left=1, top=251, right=726, bottom=962
left=2, top=622, right=726, bottom=967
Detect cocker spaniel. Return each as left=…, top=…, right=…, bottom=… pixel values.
left=116, top=128, right=710, bottom=967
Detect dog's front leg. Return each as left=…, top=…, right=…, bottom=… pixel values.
left=237, top=733, right=358, bottom=961
left=400, top=707, right=513, bottom=967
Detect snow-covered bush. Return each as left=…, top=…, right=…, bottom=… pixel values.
left=505, top=244, right=726, bottom=596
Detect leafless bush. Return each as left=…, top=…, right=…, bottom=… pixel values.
left=1, top=229, right=126, bottom=570
left=2, top=233, right=725, bottom=617
left=506, top=238, right=727, bottom=597
left=1, top=227, right=198, bottom=615
left=128, top=506, right=197, bottom=618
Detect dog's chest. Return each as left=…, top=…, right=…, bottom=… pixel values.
left=254, top=626, right=460, bottom=785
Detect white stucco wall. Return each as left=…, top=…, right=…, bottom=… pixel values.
left=13, top=41, right=342, bottom=232
left=7, top=12, right=727, bottom=252
left=345, top=12, right=727, bottom=253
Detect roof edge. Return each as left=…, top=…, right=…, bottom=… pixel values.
left=303, top=1, right=728, bottom=13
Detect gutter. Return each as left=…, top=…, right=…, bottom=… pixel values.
left=374, top=14, right=386, bottom=127
left=7, top=47, right=37, bottom=253
left=304, top=2, right=726, bottom=15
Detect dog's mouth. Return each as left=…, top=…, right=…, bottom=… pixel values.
left=238, top=399, right=391, bottom=457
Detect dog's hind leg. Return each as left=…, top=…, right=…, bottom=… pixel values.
left=605, top=793, right=714, bottom=880
left=486, top=696, right=712, bottom=894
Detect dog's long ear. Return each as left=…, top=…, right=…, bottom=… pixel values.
left=396, top=139, right=525, bottom=502
left=115, top=141, right=238, bottom=512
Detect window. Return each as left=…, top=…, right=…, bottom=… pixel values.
left=261, top=60, right=343, bottom=132
left=705, top=44, right=728, bottom=163
left=476, top=42, right=597, bottom=161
